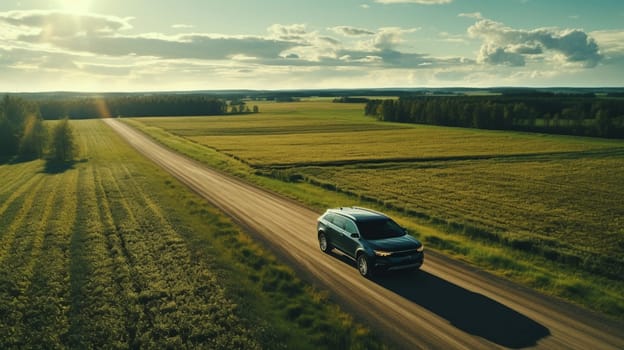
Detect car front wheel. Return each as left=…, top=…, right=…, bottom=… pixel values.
left=318, top=232, right=332, bottom=253
left=357, top=254, right=373, bottom=278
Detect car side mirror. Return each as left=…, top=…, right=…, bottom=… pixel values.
left=350, top=233, right=360, bottom=239
left=402, top=227, right=408, bottom=233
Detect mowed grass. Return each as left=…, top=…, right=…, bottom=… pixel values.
left=0, top=119, right=384, bottom=349
left=126, top=100, right=624, bottom=318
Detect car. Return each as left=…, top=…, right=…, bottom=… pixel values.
left=316, top=207, right=424, bottom=277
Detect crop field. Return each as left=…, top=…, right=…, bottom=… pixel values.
left=139, top=101, right=621, bottom=167
left=296, top=154, right=624, bottom=277
left=0, top=119, right=382, bottom=349
left=128, top=100, right=624, bottom=316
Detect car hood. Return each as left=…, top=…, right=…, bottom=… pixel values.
left=366, top=234, right=421, bottom=252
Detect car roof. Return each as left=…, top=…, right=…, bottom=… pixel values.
left=327, top=207, right=389, bottom=222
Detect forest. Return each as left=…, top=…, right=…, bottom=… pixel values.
left=0, top=94, right=258, bottom=159
left=365, top=95, right=624, bottom=139
left=0, top=96, right=77, bottom=160
left=37, top=95, right=231, bottom=119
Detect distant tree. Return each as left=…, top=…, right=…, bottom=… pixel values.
left=50, top=118, right=77, bottom=162
left=0, top=115, right=12, bottom=156
left=19, top=115, right=47, bottom=159
left=363, top=95, right=624, bottom=139
left=0, top=95, right=39, bottom=156
left=595, top=109, right=612, bottom=137
left=253, top=105, right=259, bottom=113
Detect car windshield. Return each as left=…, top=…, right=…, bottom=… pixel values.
left=356, top=218, right=405, bottom=240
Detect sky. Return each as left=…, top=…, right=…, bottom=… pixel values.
left=0, top=0, right=623, bottom=92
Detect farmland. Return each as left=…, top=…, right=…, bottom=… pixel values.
left=0, top=119, right=383, bottom=349
left=138, top=102, right=618, bottom=167
left=126, top=100, right=624, bottom=317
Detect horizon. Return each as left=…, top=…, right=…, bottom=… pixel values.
left=5, top=86, right=624, bottom=95
left=1, top=0, right=623, bottom=92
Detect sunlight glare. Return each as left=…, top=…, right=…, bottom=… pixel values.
left=59, top=0, right=92, bottom=13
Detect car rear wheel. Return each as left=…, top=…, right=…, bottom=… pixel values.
left=318, top=232, right=332, bottom=253
left=357, top=254, right=373, bottom=278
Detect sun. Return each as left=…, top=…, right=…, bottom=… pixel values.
left=58, top=0, right=92, bottom=13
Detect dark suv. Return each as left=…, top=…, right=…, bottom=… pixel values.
left=316, top=207, right=424, bottom=277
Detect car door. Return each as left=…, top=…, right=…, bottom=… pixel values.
left=341, top=218, right=361, bottom=258
left=323, top=213, right=343, bottom=251
left=330, top=215, right=350, bottom=253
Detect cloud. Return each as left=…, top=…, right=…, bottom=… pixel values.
left=329, top=26, right=375, bottom=36
left=477, top=44, right=526, bottom=66
left=268, top=23, right=308, bottom=41
left=0, top=10, right=132, bottom=38
left=371, top=27, right=420, bottom=51
left=469, top=19, right=601, bottom=68
left=458, top=12, right=483, bottom=19
left=590, top=30, right=624, bottom=56
left=375, top=0, right=452, bottom=4
left=0, top=9, right=478, bottom=90
left=172, top=24, right=194, bottom=29
left=0, top=11, right=298, bottom=62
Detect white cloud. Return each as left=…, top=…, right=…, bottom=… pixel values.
left=172, top=24, right=194, bottom=29
left=591, top=30, right=624, bottom=56
left=375, top=0, right=452, bottom=4
left=0, top=10, right=132, bottom=38
left=469, top=19, right=601, bottom=68
left=458, top=12, right=483, bottom=19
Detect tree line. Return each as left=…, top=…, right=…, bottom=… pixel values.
left=2, top=93, right=256, bottom=161
left=37, top=95, right=257, bottom=119
left=365, top=96, right=624, bottom=138
left=1, top=95, right=76, bottom=161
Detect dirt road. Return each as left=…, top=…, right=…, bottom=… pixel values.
left=105, top=118, right=624, bottom=349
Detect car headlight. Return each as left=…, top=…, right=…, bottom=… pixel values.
left=417, top=244, right=424, bottom=252
left=374, top=250, right=392, bottom=257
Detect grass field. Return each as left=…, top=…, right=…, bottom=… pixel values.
left=138, top=101, right=619, bottom=167
left=125, top=100, right=624, bottom=318
left=0, top=119, right=384, bottom=349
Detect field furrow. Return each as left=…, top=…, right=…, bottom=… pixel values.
left=0, top=175, right=48, bottom=264
left=111, top=162, right=252, bottom=348
left=0, top=172, right=43, bottom=222
left=0, top=174, right=59, bottom=348
left=92, top=164, right=144, bottom=347
left=0, top=161, right=41, bottom=191
left=21, top=168, right=78, bottom=347
left=68, top=165, right=128, bottom=349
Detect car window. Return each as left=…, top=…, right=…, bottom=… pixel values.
left=344, top=219, right=358, bottom=234
left=333, top=216, right=346, bottom=230
left=324, top=213, right=337, bottom=224
left=356, top=219, right=405, bottom=240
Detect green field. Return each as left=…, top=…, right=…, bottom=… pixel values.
left=139, top=101, right=619, bottom=167
left=126, top=100, right=624, bottom=318
left=0, top=120, right=383, bottom=349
